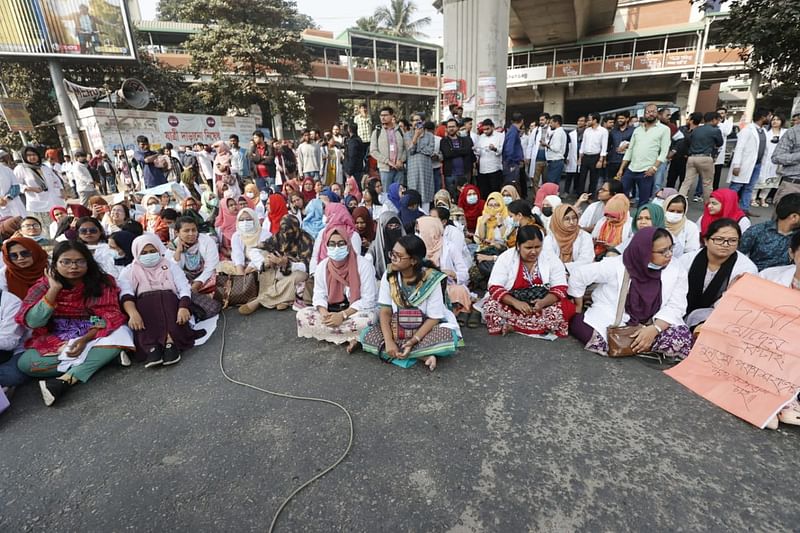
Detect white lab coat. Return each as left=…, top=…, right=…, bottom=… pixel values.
left=567, top=256, right=688, bottom=342
left=0, top=163, right=26, bottom=218
left=669, top=219, right=701, bottom=258
left=727, top=123, right=764, bottom=185
left=758, top=128, right=787, bottom=183
left=168, top=233, right=219, bottom=285
left=489, top=247, right=567, bottom=290
left=758, top=264, right=796, bottom=288
left=542, top=230, right=595, bottom=268
left=118, top=260, right=192, bottom=300
left=310, top=232, right=362, bottom=276
left=565, top=129, right=579, bottom=173
left=715, top=118, right=734, bottom=166
left=439, top=237, right=469, bottom=286
left=313, top=255, right=377, bottom=312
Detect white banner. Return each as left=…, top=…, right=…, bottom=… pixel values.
left=63, top=79, right=106, bottom=110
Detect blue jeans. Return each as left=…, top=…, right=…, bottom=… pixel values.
left=621, top=169, right=655, bottom=207
left=380, top=169, right=403, bottom=191
left=255, top=176, right=268, bottom=192
left=433, top=167, right=443, bottom=190
left=653, top=162, right=669, bottom=192
left=303, top=171, right=320, bottom=180
left=545, top=159, right=564, bottom=184
left=729, top=163, right=762, bottom=211
left=0, top=351, right=28, bottom=387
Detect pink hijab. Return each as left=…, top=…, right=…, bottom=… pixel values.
left=318, top=203, right=357, bottom=261
left=346, top=176, right=362, bottom=203
left=129, top=233, right=177, bottom=295
left=215, top=197, right=239, bottom=245
left=534, top=183, right=559, bottom=208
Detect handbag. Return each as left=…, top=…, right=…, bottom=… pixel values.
left=606, top=271, right=644, bottom=358
left=509, top=284, right=549, bottom=303
left=214, top=271, right=259, bottom=308
left=190, top=291, right=222, bottom=320
left=394, top=308, right=425, bottom=341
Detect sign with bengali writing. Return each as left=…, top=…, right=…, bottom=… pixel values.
left=666, top=274, right=800, bottom=429
left=0, top=97, right=34, bottom=132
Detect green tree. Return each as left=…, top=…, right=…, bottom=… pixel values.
left=353, top=16, right=381, bottom=33
left=374, top=0, right=431, bottom=38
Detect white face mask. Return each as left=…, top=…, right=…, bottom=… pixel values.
left=245, top=192, right=256, bottom=199
left=259, top=191, right=268, bottom=202
left=466, top=195, right=478, bottom=205
left=139, top=252, right=161, bottom=267
left=665, top=212, right=683, bottom=224
left=647, top=262, right=665, bottom=270
left=327, top=246, right=349, bottom=262
left=505, top=215, right=518, bottom=228
left=503, top=196, right=513, bottom=205
left=147, top=204, right=161, bottom=215
left=238, top=220, right=255, bottom=233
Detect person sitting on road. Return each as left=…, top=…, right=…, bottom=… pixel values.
left=360, top=235, right=462, bottom=371
left=0, top=286, right=27, bottom=398
left=215, top=197, right=240, bottom=258
left=75, top=216, right=119, bottom=277
left=591, top=193, right=631, bottom=258
left=0, top=237, right=48, bottom=297
left=169, top=216, right=219, bottom=295
left=229, top=208, right=269, bottom=277
left=616, top=202, right=665, bottom=253
left=16, top=241, right=135, bottom=406
left=101, top=203, right=131, bottom=236
left=138, top=193, right=170, bottom=243
left=483, top=225, right=575, bottom=337
left=309, top=203, right=361, bottom=276
left=697, top=189, right=751, bottom=241
left=352, top=206, right=375, bottom=256
left=663, top=194, right=700, bottom=258
left=296, top=225, right=378, bottom=352
left=369, top=211, right=405, bottom=280
left=108, top=230, right=136, bottom=269
left=574, top=179, right=625, bottom=233
left=119, top=234, right=205, bottom=368
left=543, top=204, right=594, bottom=268
left=568, top=227, right=692, bottom=359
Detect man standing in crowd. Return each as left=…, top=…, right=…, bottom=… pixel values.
left=70, top=149, right=98, bottom=206
left=298, top=129, right=321, bottom=180
left=653, top=107, right=676, bottom=191
left=476, top=118, right=504, bottom=198
left=577, top=112, right=608, bottom=197
left=370, top=106, right=407, bottom=190
left=772, top=117, right=800, bottom=205
left=228, top=134, right=250, bottom=186
left=728, top=108, right=770, bottom=212
left=543, top=114, right=567, bottom=186
left=502, top=113, right=525, bottom=194
left=524, top=113, right=550, bottom=193
left=713, top=107, right=734, bottom=191
left=607, top=111, right=634, bottom=179
left=441, top=118, right=474, bottom=195
left=679, top=111, right=723, bottom=203
left=739, top=193, right=800, bottom=270
left=562, top=115, right=586, bottom=196
left=249, top=130, right=273, bottom=191
left=616, top=103, right=671, bottom=207
left=190, top=142, right=214, bottom=186
left=133, top=136, right=167, bottom=189
left=344, top=123, right=365, bottom=184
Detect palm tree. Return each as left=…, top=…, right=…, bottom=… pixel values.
left=354, top=16, right=381, bottom=33
left=374, top=0, right=431, bottom=38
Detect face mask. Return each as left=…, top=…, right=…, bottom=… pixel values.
left=322, top=215, right=328, bottom=225
left=327, top=246, right=349, bottom=262
left=503, top=196, right=513, bottom=205
left=109, top=249, right=121, bottom=260
left=259, top=191, right=268, bottom=202
left=209, top=198, right=220, bottom=207
left=665, top=212, right=683, bottom=224
left=246, top=192, right=256, bottom=199
left=139, top=252, right=161, bottom=267
left=30, top=234, right=46, bottom=242
left=542, top=207, right=553, bottom=217
left=467, top=195, right=478, bottom=205
left=147, top=204, right=161, bottom=215
left=457, top=130, right=467, bottom=137
left=647, top=262, right=665, bottom=270
left=506, top=216, right=519, bottom=228
left=238, top=220, right=255, bottom=233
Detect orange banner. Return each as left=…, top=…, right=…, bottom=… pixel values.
left=665, top=274, right=800, bottom=428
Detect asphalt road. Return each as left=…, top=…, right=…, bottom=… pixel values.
left=2, top=303, right=799, bottom=532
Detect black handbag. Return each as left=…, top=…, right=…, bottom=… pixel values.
left=509, top=284, right=550, bottom=303
left=189, top=291, right=222, bottom=321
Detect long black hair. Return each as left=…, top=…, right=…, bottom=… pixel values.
left=367, top=178, right=382, bottom=206
left=395, top=235, right=440, bottom=286
left=51, top=240, right=113, bottom=299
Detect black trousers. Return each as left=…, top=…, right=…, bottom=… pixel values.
left=477, top=171, right=503, bottom=199
left=713, top=163, right=723, bottom=191
left=667, top=157, right=687, bottom=189
left=576, top=154, right=601, bottom=195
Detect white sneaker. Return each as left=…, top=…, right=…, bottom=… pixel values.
left=120, top=351, right=131, bottom=367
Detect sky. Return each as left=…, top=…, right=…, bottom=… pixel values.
left=136, top=0, right=444, bottom=44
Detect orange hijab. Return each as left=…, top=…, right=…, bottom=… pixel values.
left=597, top=193, right=630, bottom=247
left=549, top=205, right=579, bottom=262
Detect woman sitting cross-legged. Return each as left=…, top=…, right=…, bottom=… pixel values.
left=16, top=241, right=135, bottom=406
left=359, top=235, right=462, bottom=371
left=296, top=225, right=378, bottom=352
left=119, top=234, right=205, bottom=368
left=483, top=226, right=575, bottom=337
left=169, top=216, right=219, bottom=294
left=568, top=227, right=693, bottom=359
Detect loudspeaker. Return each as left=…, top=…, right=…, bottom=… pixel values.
left=117, top=78, right=150, bottom=109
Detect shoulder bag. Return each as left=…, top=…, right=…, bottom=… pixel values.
left=606, top=270, right=644, bottom=357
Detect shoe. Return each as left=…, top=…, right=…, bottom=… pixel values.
left=778, top=399, right=800, bottom=426
left=457, top=312, right=468, bottom=327
left=238, top=301, right=258, bottom=315
left=144, top=347, right=163, bottom=368
left=162, top=343, right=181, bottom=366
left=692, top=196, right=701, bottom=203
left=292, top=298, right=307, bottom=312
left=276, top=303, right=290, bottom=311
left=39, top=378, right=68, bottom=406
left=467, top=309, right=482, bottom=329
left=119, top=351, right=132, bottom=367
left=766, top=416, right=779, bottom=430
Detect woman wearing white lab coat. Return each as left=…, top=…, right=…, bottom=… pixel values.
left=727, top=121, right=765, bottom=210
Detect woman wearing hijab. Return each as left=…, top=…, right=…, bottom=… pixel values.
left=369, top=211, right=405, bottom=280
left=310, top=202, right=361, bottom=275
left=457, top=185, right=484, bottom=240
left=474, top=192, right=509, bottom=251
left=345, top=176, right=362, bottom=204
left=239, top=215, right=314, bottom=314
left=301, top=177, right=317, bottom=203
left=433, top=189, right=453, bottom=211
left=301, top=198, right=326, bottom=240
left=568, top=227, right=693, bottom=358
left=214, top=197, right=239, bottom=257
left=138, top=194, right=170, bottom=243
left=592, top=193, right=631, bottom=255
left=265, top=193, right=289, bottom=235
left=200, top=189, right=220, bottom=224
left=213, top=142, right=240, bottom=198
left=399, top=189, right=425, bottom=234
left=230, top=208, right=268, bottom=276
left=243, top=183, right=260, bottom=210
left=630, top=203, right=666, bottom=234
left=697, top=189, right=751, bottom=239
left=484, top=225, right=575, bottom=337
left=500, top=184, right=520, bottom=207
left=319, top=188, right=341, bottom=205
left=14, top=145, right=66, bottom=237
left=533, top=182, right=559, bottom=215
left=108, top=230, right=136, bottom=269
left=1, top=237, right=48, bottom=299
left=296, top=225, right=378, bottom=352
left=178, top=197, right=208, bottom=232
left=352, top=206, right=376, bottom=255
left=662, top=194, right=700, bottom=258
left=49, top=206, right=68, bottom=240
left=543, top=204, right=594, bottom=268
left=119, top=234, right=205, bottom=367
left=539, top=194, right=562, bottom=233
left=386, top=182, right=404, bottom=213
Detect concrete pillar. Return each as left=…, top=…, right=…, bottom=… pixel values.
left=743, top=72, right=761, bottom=123
left=272, top=113, right=284, bottom=141
left=542, top=85, right=565, bottom=117
left=686, top=75, right=701, bottom=116
left=442, top=0, right=510, bottom=126
left=674, top=82, right=691, bottom=122
left=48, top=61, right=82, bottom=153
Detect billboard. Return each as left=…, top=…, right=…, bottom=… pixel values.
left=0, top=0, right=136, bottom=60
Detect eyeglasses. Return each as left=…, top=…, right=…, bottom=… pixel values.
left=21, top=223, right=41, bottom=229
left=652, top=246, right=674, bottom=257
left=78, top=227, right=99, bottom=235
left=58, top=259, right=88, bottom=268
left=327, top=241, right=348, bottom=248
left=563, top=215, right=579, bottom=223
left=389, top=250, right=409, bottom=261
left=708, top=237, right=739, bottom=247
left=8, top=250, right=32, bottom=261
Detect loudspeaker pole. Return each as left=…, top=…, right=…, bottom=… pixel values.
left=48, top=61, right=82, bottom=153
left=106, top=88, right=134, bottom=186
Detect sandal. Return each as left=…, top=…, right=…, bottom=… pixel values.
left=467, top=310, right=482, bottom=329
left=457, top=312, right=468, bottom=327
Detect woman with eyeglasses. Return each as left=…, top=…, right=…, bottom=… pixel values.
left=359, top=235, right=461, bottom=371
left=568, top=227, right=693, bottom=358
left=678, top=218, right=757, bottom=332
left=75, top=216, right=119, bottom=277
left=296, top=225, right=377, bottom=352
left=16, top=241, right=134, bottom=406
left=543, top=205, right=594, bottom=268
left=753, top=114, right=787, bottom=207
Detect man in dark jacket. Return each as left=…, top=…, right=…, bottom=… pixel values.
left=248, top=130, right=274, bottom=191
left=343, top=123, right=365, bottom=182
left=440, top=118, right=474, bottom=196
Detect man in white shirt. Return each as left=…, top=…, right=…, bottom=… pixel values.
left=475, top=118, right=504, bottom=198
left=544, top=114, right=567, bottom=185
left=714, top=107, right=734, bottom=190
left=577, top=112, right=608, bottom=197
left=524, top=113, right=551, bottom=190
left=69, top=149, right=98, bottom=206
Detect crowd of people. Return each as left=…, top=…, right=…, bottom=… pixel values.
left=2, top=100, right=800, bottom=429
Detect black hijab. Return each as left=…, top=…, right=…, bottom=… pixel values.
left=686, top=247, right=738, bottom=314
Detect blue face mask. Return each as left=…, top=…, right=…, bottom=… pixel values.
left=139, top=252, right=162, bottom=267
left=647, top=262, right=665, bottom=270
left=327, top=245, right=349, bottom=262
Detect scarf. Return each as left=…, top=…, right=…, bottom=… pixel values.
left=319, top=203, right=357, bottom=262
left=501, top=184, right=520, bottom=203
left=387, top=267, right=447, bottom=308
left=701, top=189, right=745, bottom=237
left=109, top=230, right=135, bottom=266
left=213, top=143, right=232, bottom=173
left=50, top=206, right=67, bottom=222
left=301, top=199, right=326, bottom=239
left=352, top=206, right=375, bottom=242
left=243, top=184, right=259, bottom=209
left=479, top=192, right=509, bottom=239
left=548, top=205, right=579, bottom=263
left=322, top=225, right=361, bottom=305
left=457, top=185, right=485, bottom=232
left=400, top=190, right=424, bottom=232
left=267, top=194, right=289, bottom=235
left=215, top=198, right=239, bottom=244
left=687, top=247, right=738, bottom=314
left=21, top=146, right=48, bottom=191
left=417, top=216, right=444, bottom=267
left=534, top=182, right=559, bottom=208
left=261, top=215, right=315, bottom=270
left=320, top=189, right=340, bottom=204
left=372, top=212, right=405, bottom=279
left=631, top=202, right=665, bottom=233
left=433, top=189, right=452, bottom=209
left=621, top=227, right=664, bottom=325
left=130, top=233, right=178, bottom=295
left=597, top=193, right=630, bottom=246
left=346, top=176, right=362, bottom=203
left=387, top=183, right=403, bottom=212
left=2, top=237, right=48, bottom=300
left=663, top=194, right=687, bottom=236
left=237, top=207, right=262, bottom=249
left=301, top=177, right=317, bottom=203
